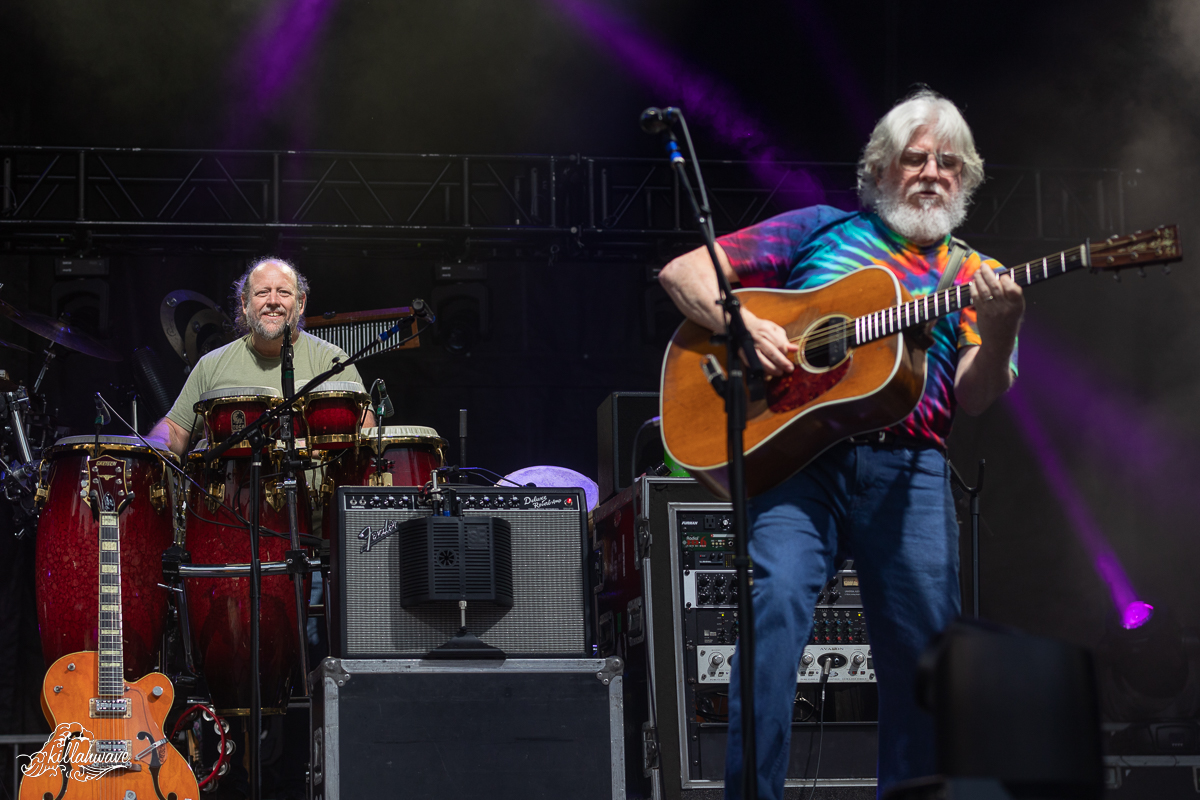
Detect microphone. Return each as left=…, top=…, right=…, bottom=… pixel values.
left=375, top=380, right=394, bottom=419
left=640, top=107, right=684, bottom=165
left=411, top=298, right=436, bottom=324
left=639, top=106, right=681, bottom=134
left=280, top=323, right=294, bottom=397
left=93, top=393, right=112, bottom=426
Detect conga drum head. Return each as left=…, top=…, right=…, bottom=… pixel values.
left=35, top=435, right=176, bottom=680
left=297, top=381, right=368, bottom=450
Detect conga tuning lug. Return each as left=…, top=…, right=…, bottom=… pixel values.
left=205, top=483, right=224, bottom=514
left=150, top=483, right=167, bottom=513
left=264, top=481, right=285, bottom=512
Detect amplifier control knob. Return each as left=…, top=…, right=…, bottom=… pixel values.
left=801, top=653, right=814, bottom=666
left=709, top=652, right=724, bottom=669
left=851, top=652, right=865, bottom=666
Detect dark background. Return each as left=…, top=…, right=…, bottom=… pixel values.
left=2, top=0, right=1199, bottom=704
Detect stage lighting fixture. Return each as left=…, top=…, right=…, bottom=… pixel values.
left=1097, top=603, right=1200, bottom=732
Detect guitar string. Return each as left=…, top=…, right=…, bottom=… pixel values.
left=779, top=246, right=1087, bottom=354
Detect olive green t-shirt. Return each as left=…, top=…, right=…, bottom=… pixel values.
left=166, top=331, right=363, bottom=445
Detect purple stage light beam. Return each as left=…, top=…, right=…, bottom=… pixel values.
left=1005, top=385, right=1151, bottom=629
left=1012, top=322, right=1200, bottom=522
left=226, top=0, right=340, bottom=146
left=550, top=0, right=827, bottom=206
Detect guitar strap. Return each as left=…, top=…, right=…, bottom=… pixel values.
left=936, top=236, right=973, bottom=294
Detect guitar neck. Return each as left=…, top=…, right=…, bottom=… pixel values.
left=853, top=243, right=1090, bottom=346
left=97, top=510, right=125, bottom=697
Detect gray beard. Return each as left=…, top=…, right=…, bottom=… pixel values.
left=249, top=311, right=299, bottom=341
left=876, top=184, right=967, bottom=245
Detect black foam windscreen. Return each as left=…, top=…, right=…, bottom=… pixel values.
left=397, top=516, right=513, bottom=607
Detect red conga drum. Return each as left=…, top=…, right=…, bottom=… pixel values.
left=183, top=448, right=312, bottom=715
left=294, top=381, right=369, bottom=452
left=359, top=425, right=447, bottom=486
left=195, top=386, right=282, bottom=456
left=315, top=425, right=446, bottom=539
left=34, top=435, right=176, bottom=680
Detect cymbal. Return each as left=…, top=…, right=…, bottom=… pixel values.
left=0, top=302, right=122, bottom=362
left=0, top=337, right=31, bottom=354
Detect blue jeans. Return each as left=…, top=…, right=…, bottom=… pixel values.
left=724, top=442, right=961, bottom=799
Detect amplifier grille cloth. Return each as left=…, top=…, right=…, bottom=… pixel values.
left=342, top=508, right=585, bottom=655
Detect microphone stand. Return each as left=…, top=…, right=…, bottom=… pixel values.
left=646, top=108, right=763, bottom=800
left=199, top=311, right=426, bottom=800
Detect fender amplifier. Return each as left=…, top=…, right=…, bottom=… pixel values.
left=331, top=485, right=591, bottom=658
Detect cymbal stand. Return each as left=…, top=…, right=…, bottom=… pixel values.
left=31, top=343, right=55, bottom=396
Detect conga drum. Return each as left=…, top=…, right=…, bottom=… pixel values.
left=294, top=381, right=369, bottom=452
left=183, top=448, right=312, bottom=715
left=194, top=386, right=282, bottom=455
left=315, top=426, right=446, bottom=539
left=34, top=435, right=176, bottom=680
left=359, top=425, right=447, bottom=486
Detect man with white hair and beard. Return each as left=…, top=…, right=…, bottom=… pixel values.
left=149, top=257, right=373, bottom=457
left=658, top=89, right=1024, bottom=797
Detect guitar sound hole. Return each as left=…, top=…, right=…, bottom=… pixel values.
left=802, top=316, right=851, bottom=371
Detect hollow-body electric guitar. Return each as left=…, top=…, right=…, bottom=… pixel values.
left=19, top=452, right=199, bottom=800
left=659, top=226, right=1183, bottom=500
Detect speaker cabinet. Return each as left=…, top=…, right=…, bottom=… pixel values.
left=597, top=391, right=661, bottom=503
left=331, top=486, right=590, bottom=658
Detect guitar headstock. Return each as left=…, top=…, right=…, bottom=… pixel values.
left=1089, top=225, right=1183, bottom=270
left=87, top=455, right=132, bottom=515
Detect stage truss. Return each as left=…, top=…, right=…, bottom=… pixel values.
left=0, top=146, right=1132, bottom=259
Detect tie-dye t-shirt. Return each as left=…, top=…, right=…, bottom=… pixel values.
left=717, top=205, right=1017, bottom=449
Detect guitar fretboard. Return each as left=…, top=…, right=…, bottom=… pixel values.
left=852, top=245, right=1090, bottom=346
left=98, top=509, right=124, bottom=697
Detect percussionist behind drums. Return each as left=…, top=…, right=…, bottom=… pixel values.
left=145, top=258, right=376, bottom=702
left=147, top=257, right=375, bottom=456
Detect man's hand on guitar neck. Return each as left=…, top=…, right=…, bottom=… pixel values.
left=659, top=243, right=799, bottom=377
left=956, top=263, right=1024, bottom=416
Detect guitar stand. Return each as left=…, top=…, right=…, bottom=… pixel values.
left=950, top=459, right=986, bottom=619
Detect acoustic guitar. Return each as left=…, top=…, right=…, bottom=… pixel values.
left=20, top=452, right=200, bottom=800
left=659, top=226, right=1183, bottom=500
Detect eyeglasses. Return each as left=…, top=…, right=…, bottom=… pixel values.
left=897, top=148, right=964, bottom=176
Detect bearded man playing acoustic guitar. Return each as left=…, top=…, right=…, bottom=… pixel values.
left=658, top=89, right=1024, bottom=798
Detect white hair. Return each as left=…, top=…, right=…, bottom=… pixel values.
left=856, top=89, right=985, bottom=209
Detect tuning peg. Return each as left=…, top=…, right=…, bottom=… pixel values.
left=1112, top=271, right=1121, bottom=282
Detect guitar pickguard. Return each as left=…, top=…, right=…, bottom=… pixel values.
left=766, top=360, right=852, bottom=414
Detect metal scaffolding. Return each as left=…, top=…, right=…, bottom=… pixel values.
left=0, top=146, right=1131, bottom=258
